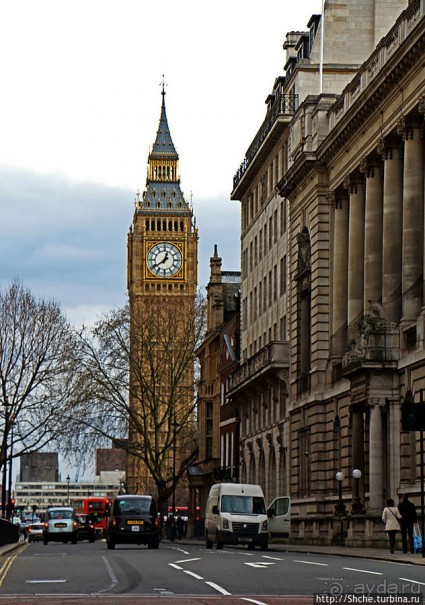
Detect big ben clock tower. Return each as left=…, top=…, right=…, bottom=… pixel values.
left=126, top=86, right=198, bottom=501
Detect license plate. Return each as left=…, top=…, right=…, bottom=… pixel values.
left=127, top=520, right=144, bottom=525
left=131, top=526, right=140, bottom=532
left=239, top=538, right=251, bottom=543
left=54, top=523, right=67, bottom=528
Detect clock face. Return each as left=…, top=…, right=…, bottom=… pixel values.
left=147, top=242, right=182, bottom=278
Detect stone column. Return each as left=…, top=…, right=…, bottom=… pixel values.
left=378, top=138, right=403, bottom=325
left=344, top=174, right=365, bottom=341
left=329, top=190, right=349, bottom=358
left=368, top=401, right=384, bottom=512
left=360, top=156, right=383, bottom=312
left=397, top=118, right=424, bottom=322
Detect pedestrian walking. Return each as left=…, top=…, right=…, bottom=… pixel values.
left=398, top=494, right=417, bottom=554
left=382, top=498, right=402, bottom=553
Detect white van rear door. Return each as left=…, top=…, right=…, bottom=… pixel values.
left=267, top=496, right=290, bottom=538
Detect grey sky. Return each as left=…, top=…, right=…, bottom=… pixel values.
left=1, top=0, right=321, bottom=326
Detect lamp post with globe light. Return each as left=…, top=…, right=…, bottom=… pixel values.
left=351, top=468, right=364, bottom=514
left=335, top=471, right=346, bottom=546
left=335, top=471, right=346, bottom=516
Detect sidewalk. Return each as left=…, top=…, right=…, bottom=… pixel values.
left=174, top=538, right=425, bottom=566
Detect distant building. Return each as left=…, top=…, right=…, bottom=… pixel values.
left=96, top=445, right=126, bottom=475
left=19, top=453, right=59, bottom=483
left=14, top=479, right=121, bottom=512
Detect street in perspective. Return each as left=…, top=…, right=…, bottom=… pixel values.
left=0, top=538, right=425, bottom=604
left=2, top=0, right=425, bottom=604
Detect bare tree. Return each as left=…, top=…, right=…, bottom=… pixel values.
left=68, top=293, right=206, bottom=512
left=0, top=281, right=77, bottom=515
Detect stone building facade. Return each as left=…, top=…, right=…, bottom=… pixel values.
left=190, top=247, right=240, bottom=520
left=223, top=0, right=424, bottom=546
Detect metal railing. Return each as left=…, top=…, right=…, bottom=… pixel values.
left=233, top=93, right=298, bottom=190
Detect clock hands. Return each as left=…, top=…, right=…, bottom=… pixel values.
left=154, top=251, right=169, bottom=268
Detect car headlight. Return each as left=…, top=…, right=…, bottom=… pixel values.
left=262, top=520, right=268, bottom=531
left=222, top=517, right=229, bottom=529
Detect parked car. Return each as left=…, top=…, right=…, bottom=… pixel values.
left=28, top=522, right=44, bottom=542
left=76, top=514, right=96, bottom=543
left=43, top=506, right=78, bottom=545
left=106, top=495, right=160, bottom=550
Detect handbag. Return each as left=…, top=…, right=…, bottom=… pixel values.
left=413, top=523, right=422, bottom=553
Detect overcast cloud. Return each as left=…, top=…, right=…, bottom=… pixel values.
left=1, top=0, right=321, bottom=327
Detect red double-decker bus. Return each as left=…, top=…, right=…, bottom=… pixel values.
left=70, top=497, right=111, bottom=537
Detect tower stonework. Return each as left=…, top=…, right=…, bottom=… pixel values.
left=126, top=88, right=198, bottom=499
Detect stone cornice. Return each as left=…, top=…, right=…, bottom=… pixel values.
left=319, top=8, right=425, bottom=164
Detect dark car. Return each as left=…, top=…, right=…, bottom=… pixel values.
left=76, top=514, right=96, bottom=543
left=106, top=495, right=159, bottom=550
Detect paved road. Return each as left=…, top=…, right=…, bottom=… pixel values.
left=0, top=539, right=424, bottom=604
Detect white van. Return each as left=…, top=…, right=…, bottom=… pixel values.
left=205, top=483, right=269, bottom=551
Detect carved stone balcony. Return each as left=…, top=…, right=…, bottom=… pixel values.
left=226, top=341, right=289, bottom=398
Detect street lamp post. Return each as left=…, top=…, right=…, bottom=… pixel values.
left=351, top=468, right=364, bottom=515
left=335, top=471, right=346, bottom=546
left=7, top=415, right=15, bottom=520
left=66, top=474, right=70, bottom=505
left=335, top=471, right=346, bottom=515
left=170, top=416, right=179, bottom=542
left=1, top=396, right=10, bottom=518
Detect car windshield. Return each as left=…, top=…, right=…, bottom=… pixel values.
left=48, top=510, right=73, bottom=520
left=221, top=495, right=266, bottom=515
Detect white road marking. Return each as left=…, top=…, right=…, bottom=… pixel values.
left=183, top=570, right=204, bottom=580
left=244, top=562, right=275, bottom=568
left=168, top=563, right=183, bottom=570
left=175, top=557, right=201, bottom=564
left=262, top=555, right=284, bottom=561
left=241, top=599, right=269, bottom=605
left=294, top=560, right=328, bottom=566
left=399, top=578, right=425, bottom=586
left=343, top=567, right=383, bottom=575
left=98, top=555, right=118, bottom=593
left=26, top=579, right=68, bottom=583
left=205, top=581, right=232, bottom=595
